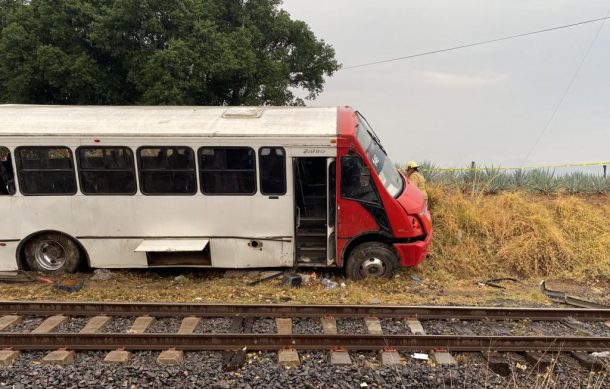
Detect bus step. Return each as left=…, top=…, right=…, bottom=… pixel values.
left=297, top=231, right=326, bottom=237
left=298, top=246, right=326, bottom=252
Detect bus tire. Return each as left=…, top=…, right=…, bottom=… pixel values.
left=24, top=233, right=81, bottom=273
left=346, top=242, right=398, bottom=281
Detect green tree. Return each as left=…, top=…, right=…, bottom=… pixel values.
left=0, top=0, right=339, bottom=105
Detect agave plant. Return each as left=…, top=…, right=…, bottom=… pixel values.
left=525, top=169, right=559, bottom=195
left=560, top=172, right=592, bottom=195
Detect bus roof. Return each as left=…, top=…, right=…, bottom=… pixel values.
left=0, top=105, right=340, bottom=137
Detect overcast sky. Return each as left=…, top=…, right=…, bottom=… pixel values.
left=281, top=0, right=610, bottom=169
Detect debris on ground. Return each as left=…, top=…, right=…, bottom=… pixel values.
left=298, top=273, right=312, bottom=284
left=478, top=277, right=519, bottom=289
left=247, top=271, right=283, bottom=286
left=91, top=269, right=113, bottom=281
left=591, top=351, right=610, bottom=358
left=412, top=353, right=429, bottom=360
left=320, top=278, right=337, bottom=290
left=340, top=282, right=347, bottom=288
left=0, top=271, right=37, bottom=283
left=282, top=273, right=302, bottom=288
left=53, top=277, right=84, bottom=293
left=368, top=298, right=380, bottom=305
left=224, top=270, right=247, bottom=279
left=540, top=280, right=610, bottom=309
left=410, top=275, right=422, bottom=283
left=174, top=275, right=188, bottom=283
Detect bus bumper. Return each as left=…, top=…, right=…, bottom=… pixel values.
left=393, top=232, right=432, bottom=267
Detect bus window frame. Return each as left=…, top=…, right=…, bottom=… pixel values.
left=136, top=145, right=197, bottom=196
left=0, top=146, right=16, bottom=196
left=258, top=146, right=287, bottom=196
left=340, top=154, right=383, bottom=208
left=76, top=146, right=138, bottom=196
left=15, top=146, right=78, bottom=196
left=198, top=146, right=257, bottom=196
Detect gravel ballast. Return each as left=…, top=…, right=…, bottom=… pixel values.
left=1, top=350, right=608, bottom=388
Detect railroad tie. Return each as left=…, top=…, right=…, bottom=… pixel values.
left=483, top=351, right=511, bottom=377
left=524, top=351, right=555, bottom=372
left=275, top=318, right=292, bottom=335
left=222, top=318, right=253, bottom=371
left=605, top=321, right=610, bottom=330
left=0, top=315, right=21, bottom=331
left=32, top=315, right=69, bottom=334
left=329, top=347, right=352, bottom=365
left=278, top=348, right=300, bottom=367
left=0, top=349, right=20, bottom=367
left=404, top=318, right=425, bottom=335
left=128, top=316, right=155, bottom=334
left=320, top=316, right=337, bottom=335
left=275, top=318, right=300, bottom=366
left=79, top=316, right=112, bottom=334
left=570, top=352, right=604, bottom=372
left=158, top=348, right=184, bottom=365
left=364, top=317, right=383, bottom=335
left=379, top=348, right=401, bottom=366
left=103, top=349, right=132, bottom=364
left=177, top=317, right=200, bottom=334
left=42, top=348, right=74, bottom=366
left=562, top=318, right=595, bottom=336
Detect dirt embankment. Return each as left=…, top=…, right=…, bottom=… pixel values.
left=423, top=187, right=610, bottom=282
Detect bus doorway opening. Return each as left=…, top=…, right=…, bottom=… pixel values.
left=294, top=157, right=334, bottom=266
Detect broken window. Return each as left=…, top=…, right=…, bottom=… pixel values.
left=137, top=147, right=196, bottom=195
left=259, top=147, right=286, bottom=195
left=0, top=147, right=16, bottom=196
left=340, top=155, right=379, bottom=204
left=77, top=147, right=137, bottom=195
left=199, top=147, right=256, bottom=195
left=16, top=147, right=77, bottom=195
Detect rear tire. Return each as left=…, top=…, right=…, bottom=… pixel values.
left=24, top=233, right=81, bottom=273
left=346, top=242, right=398, bottom=281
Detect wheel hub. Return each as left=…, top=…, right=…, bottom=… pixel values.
left=35, top=240, right=67, bottom=271
left=361, top=257, right=386, bottom=278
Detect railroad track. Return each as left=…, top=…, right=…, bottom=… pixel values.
left=1, top=301, right=610, bottom=372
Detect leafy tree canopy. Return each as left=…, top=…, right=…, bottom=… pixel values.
left=0, top=0, right=340, bottom=105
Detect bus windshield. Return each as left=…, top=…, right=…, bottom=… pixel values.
left=356, top=114, right=403, bottom=198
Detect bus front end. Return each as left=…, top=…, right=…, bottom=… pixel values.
left=336, top=107, right=432, bottom=279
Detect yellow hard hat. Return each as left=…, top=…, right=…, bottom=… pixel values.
left=406, top=161, right=419, bottom=169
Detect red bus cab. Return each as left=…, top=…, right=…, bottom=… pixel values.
left=334, top=107, right=432, bottom=279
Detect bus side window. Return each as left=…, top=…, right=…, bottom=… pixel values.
left=199, top=147, right=256, bottom=195
left=77, top=147, right=137, bottom=195
left=340, top=156, right=380, bottom=204
left=259, top=147, right=286, bottom=195
left=137, top=147, right=196, bottom=195
left=15, top=147, right=77, bottom=195
left=0, top=147, right=16, bottom=196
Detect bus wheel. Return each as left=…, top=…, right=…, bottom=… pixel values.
left=24, top=233, right=81, bottom=273
left=346, top=242, right=398, bottom=281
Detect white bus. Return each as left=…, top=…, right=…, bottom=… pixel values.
left=0, top=105, right=432, bottom=280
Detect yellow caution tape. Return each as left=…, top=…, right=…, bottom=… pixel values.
left=430, top=161, right=610, bottom=172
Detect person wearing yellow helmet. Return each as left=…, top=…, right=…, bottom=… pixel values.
left=405, top=161, right=428, bottom=203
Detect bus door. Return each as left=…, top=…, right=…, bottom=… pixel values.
left=294, top=157, right=336, bottom=266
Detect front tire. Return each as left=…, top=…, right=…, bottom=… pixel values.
left=346, top=242, right=398, bottom=281
left=24, top=233, right=81, bottom=273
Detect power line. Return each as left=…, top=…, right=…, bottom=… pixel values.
left=342, top=16, right=610, bottom=70
left=521, top=9, right=610, bottom=167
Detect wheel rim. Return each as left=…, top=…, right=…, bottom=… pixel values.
left=360, top=257, right=386, bottom=278
left=34, top=240, right=67, bottom=271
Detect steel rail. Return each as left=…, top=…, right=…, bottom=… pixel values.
left=1, top=333, right=609, bottom=352
left=1, top=301, right=610, bottom=320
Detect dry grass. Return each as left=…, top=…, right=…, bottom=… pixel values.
left=424, top=187, right=610, bottom=282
